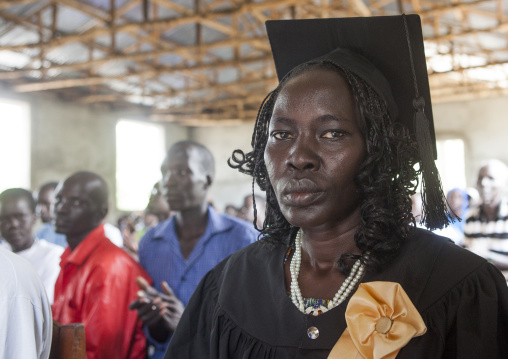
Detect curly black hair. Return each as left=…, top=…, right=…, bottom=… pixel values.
left=228, top=61, right=420, bottom=274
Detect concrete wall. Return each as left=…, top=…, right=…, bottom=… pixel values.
left=432, top=95, right=508, bottom=186
left=0, top=90, right=188, bottom=222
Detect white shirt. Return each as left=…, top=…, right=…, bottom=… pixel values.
left=1, top=239, right=64, bottom=304
left=0, top=246, right=52, bottom=359
left=104, top=222, right=123, bottom=247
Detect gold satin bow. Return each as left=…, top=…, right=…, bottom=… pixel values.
left=328, top=281, right=426, bottom=359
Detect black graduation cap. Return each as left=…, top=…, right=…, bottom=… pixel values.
left=265, top=14, right=451, bottom=230
left=266, top=14, right=435, bottom=157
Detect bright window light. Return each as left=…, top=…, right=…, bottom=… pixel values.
left=0, top=99, right=30, bottom=193
left=116, top=119, right=165, bottom=211
left=435, top=138, right=466, bottom=194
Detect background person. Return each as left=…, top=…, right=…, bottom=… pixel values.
left=34, top=181, right=67, bottom=247
left=133, top=141, right=258, bottom=359
left=0, top=246, right=52, bottom=359
left=0, top=188, right=64, bottom=303
left=464, top=159, right=508, bottom=278
left=52, top=171, right=151, bottom=359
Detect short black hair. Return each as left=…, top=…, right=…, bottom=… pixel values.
left=0, top=188, right=36, bottom=213
left=170, top=141, right=215, bottom=181
left=39, top=181, right=59, bottom=193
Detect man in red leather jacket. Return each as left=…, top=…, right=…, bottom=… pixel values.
left=52, top=171, right=151, bottom=359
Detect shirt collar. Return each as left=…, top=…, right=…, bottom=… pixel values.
left=151, top=205, right=233, bottom=241
left=60, top=224, right=106, bottom=267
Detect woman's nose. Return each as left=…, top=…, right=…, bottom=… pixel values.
left=287, top=137, right=320, bottom=171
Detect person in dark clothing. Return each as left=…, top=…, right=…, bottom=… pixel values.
left=165, top=15, right=508, bottom=358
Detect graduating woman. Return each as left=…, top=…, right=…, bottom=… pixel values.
left=165, top=15, right=508, bottom=358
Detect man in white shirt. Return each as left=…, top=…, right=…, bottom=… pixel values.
left=0, top=188, right=64, bottom=303
left=0, top=245, right=52, bottom=358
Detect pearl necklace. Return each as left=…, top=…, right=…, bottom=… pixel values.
left=290, top=230, right=367, bottom=316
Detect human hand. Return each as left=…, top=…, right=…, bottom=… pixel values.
left=129, top=276, right=184, bottom=341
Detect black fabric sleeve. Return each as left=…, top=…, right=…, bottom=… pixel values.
left=163, top=268, right=220, bottom=359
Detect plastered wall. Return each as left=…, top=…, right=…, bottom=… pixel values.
left=14, top=92, right=189, bottom=221
left=432, top=95, right=508, bottom=186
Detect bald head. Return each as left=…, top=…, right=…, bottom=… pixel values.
left=160, top=141, right=215, bottom=213
left=169, top=141, right=215, bottom=182
left=65, top=171, right=109, bottom=209
left=53, top=171, right=109, bottom=248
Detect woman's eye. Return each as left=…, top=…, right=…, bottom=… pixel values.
left=272, top=132, right=292, bottom=140
left=322, top=131, right=345, bottom=139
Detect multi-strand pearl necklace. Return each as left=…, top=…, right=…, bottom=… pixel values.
left=290, top=230, right=367, bottom=316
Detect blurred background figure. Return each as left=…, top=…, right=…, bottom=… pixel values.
left=236, top=194, right=266, bottom=229
left=0, top=188, right=63, bottom=303
left=433, top=188, right=470, bottom=245
left=448, top=188, right=469, bottom=221
left=34, top=181, right=67, bottom=248
left=144, top=182, right=171, bottom=230
left=118, top=213, right=142, bottom=261
left=464, top=159, right=508, bottom=279
left=411, top=193, right=425, bottom=228
left=224, top=204, right=239, bottom=217
left=133, top=141, right=257, bottom=359
left=52, top=171, right=150, bottom=359
left=0, top=246, right=52, bottom=359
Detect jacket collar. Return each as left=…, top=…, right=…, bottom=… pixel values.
left=60, top=224, right=106, bottom=267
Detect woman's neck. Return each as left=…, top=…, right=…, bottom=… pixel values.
left=300, top=224, right=360, bottom=271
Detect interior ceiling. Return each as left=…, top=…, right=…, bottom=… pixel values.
left=0, top=0, right=507, bottom=126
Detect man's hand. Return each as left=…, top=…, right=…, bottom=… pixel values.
left=129, top=276, right=185, bottom=342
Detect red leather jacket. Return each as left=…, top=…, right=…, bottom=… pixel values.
left=52, top=224, right=151, bottom=359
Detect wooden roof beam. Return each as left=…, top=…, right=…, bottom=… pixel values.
left=418, top=0, right=496, bottom=17
left=52, top=0, right=111, bottom=22
left=12, top=65, right=275, bottom=93
left=0, top=37, right=273, bottom=79
left=0, top=0, right=311, bottom=51
left=150, top=0, right=193, bottom=16
left=0, top=0, right=44, bottom=10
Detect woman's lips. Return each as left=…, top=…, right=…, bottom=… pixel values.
left=282, top=190, right=325, bottom=207
left=279, top=179, right=325, bottom=207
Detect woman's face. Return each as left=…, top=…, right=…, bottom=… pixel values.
left=264, top=68, right=366, bottom=230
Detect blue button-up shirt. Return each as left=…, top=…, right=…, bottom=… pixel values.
left=138, top=206, right=258, bottom=358
left=35, top=222, right=68, bottom=248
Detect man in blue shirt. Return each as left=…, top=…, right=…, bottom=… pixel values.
left=132, top=141, right=258, bottom=358
left=35, top=182, right=68, bottom=247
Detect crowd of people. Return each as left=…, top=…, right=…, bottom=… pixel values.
left=411, top=159, right=508, bottom=281
left=0, top=140, right=260, bottom=358
left=1, top=13, right=507, bottom=359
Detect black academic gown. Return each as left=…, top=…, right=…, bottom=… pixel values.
left=165, top=228, right=508, bottom=358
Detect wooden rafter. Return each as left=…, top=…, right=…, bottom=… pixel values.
left=0, top=0, right=507, bottom=125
